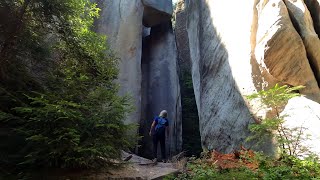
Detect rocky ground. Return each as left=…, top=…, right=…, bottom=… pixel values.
left=42, top=152, right=181, bottom=180
left=96, top=152, right=181, bottom=180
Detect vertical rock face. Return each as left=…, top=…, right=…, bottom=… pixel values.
left=254, top=0, right=320, bottom=100
left=175, top=1, right=192, bottom=73
left=175, top=1, right=202, bottom=156
left=94, top=0, right=144, bottom=126
left=181, top=0, right=260, bottom=153
left=94, top=0, right=182, bottom=157
left=178, top=0, right=320, bottom=153
left=141, top=22, right=182, bottom=158
left=305, top=0, right=320, bottom=37
left=284, top=0, right=320, bottom=85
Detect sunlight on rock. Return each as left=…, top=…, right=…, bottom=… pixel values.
left=205, top=0, right=256, bottom=95
left=282, top=97, right=320, bottom=156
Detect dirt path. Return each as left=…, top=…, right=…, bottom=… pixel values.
left=33, top=152, right=180, bottom=180
left=62, top=152, right=180, bottom=180
left=99, top=152, right=179, bottom=179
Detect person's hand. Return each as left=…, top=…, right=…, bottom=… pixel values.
left=149, top=131, right=152, bottom=136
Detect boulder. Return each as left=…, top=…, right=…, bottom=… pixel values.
left=142, top=0, right=173, bottom=27
left=255, top=0, right=320, bottom=102
left=284, top=0, right=320, bottom=86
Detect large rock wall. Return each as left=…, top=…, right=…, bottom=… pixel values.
left=284, top=0, right=320, bottom=86
left=178, top=0, right=320, bottom=153
left=254, top=0, right=320, bottom=99
left=175, top=1, right=202, bottom=156
left=94, top=0, right=181, bottom=157
left=141, top=22, right=182, bottom=158
left=94, top=0, right=144, bottom=126
left=181, top=0, right=261, bottom=153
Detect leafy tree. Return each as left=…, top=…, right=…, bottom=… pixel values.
left=246, top=84, right=309, bottom=157
left=0, top=0, right=135, bottom=174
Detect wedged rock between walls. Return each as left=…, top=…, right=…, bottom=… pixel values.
left=142, top=0, right=173, bottom=27
left=94, top=0, right=182, bottom=158
left=141, top=22, right=182, bottom=158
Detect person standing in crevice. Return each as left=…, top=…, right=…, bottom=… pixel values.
left=149, top=110, right=169, bottom=163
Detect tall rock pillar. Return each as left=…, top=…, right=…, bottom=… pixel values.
left=94, top=0, right=144, bottom=127
left=94, top=0, right=182, bottom=158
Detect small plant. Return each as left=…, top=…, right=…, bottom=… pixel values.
left=166, top=158, right=257, bottom=180
left=246, top=84, right=310, bottom=157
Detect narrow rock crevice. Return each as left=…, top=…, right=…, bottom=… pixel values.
left=139, top=21, right=182, bottom=159
left=175, top=0, right=202, bottom=157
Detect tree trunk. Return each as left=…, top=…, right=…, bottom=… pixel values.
left=0, top=0, right=31, bottom=81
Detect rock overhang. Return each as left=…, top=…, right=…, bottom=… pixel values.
left=142, top=0, right=173, bottom=27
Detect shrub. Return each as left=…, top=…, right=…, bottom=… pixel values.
left=168, top=84, right=320, bottom=180
left=246, top=84, right=309, bottom=157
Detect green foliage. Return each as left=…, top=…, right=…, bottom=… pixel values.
left=167, top=153, right=320, bottom=180
left=168, top=84, right=320, bottom=180
left=246, top=84, right=309, bottom=157
left=0, top=0, right=136, bottom=174
left=166, top=158, right=257, bottom=180
left=253, top=152, right=320, bottom=180
left=247, top=84, right=304, bottom=109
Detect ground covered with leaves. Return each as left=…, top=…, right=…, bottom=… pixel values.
left=166, top=147, right=320, bottom=180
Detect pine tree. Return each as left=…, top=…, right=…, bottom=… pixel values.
left=0, top=0, right=136, bottom=174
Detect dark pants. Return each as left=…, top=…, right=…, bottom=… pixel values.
left=152, top=132, right=166, bottom=160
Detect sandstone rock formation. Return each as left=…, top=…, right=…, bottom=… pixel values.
left=285, top=0, right=320, bottom=85
left=175, top=1, right=202, bottom=156
left=254, top=0, right=320, bottom=100
left=142, top=0, right=173, bottom=27
left=140, top=21, right=182, bottom=158
left=177, top=0, right=320, bottom=153
left=305, top=0, right=320, bottom=37
left=179, top=0, right=259, bottom=153
left=175, top=1, right=192, bottom=73
left=94, top=0, right=181, bottom=157
left=94, top=0, right=144, bottom=127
